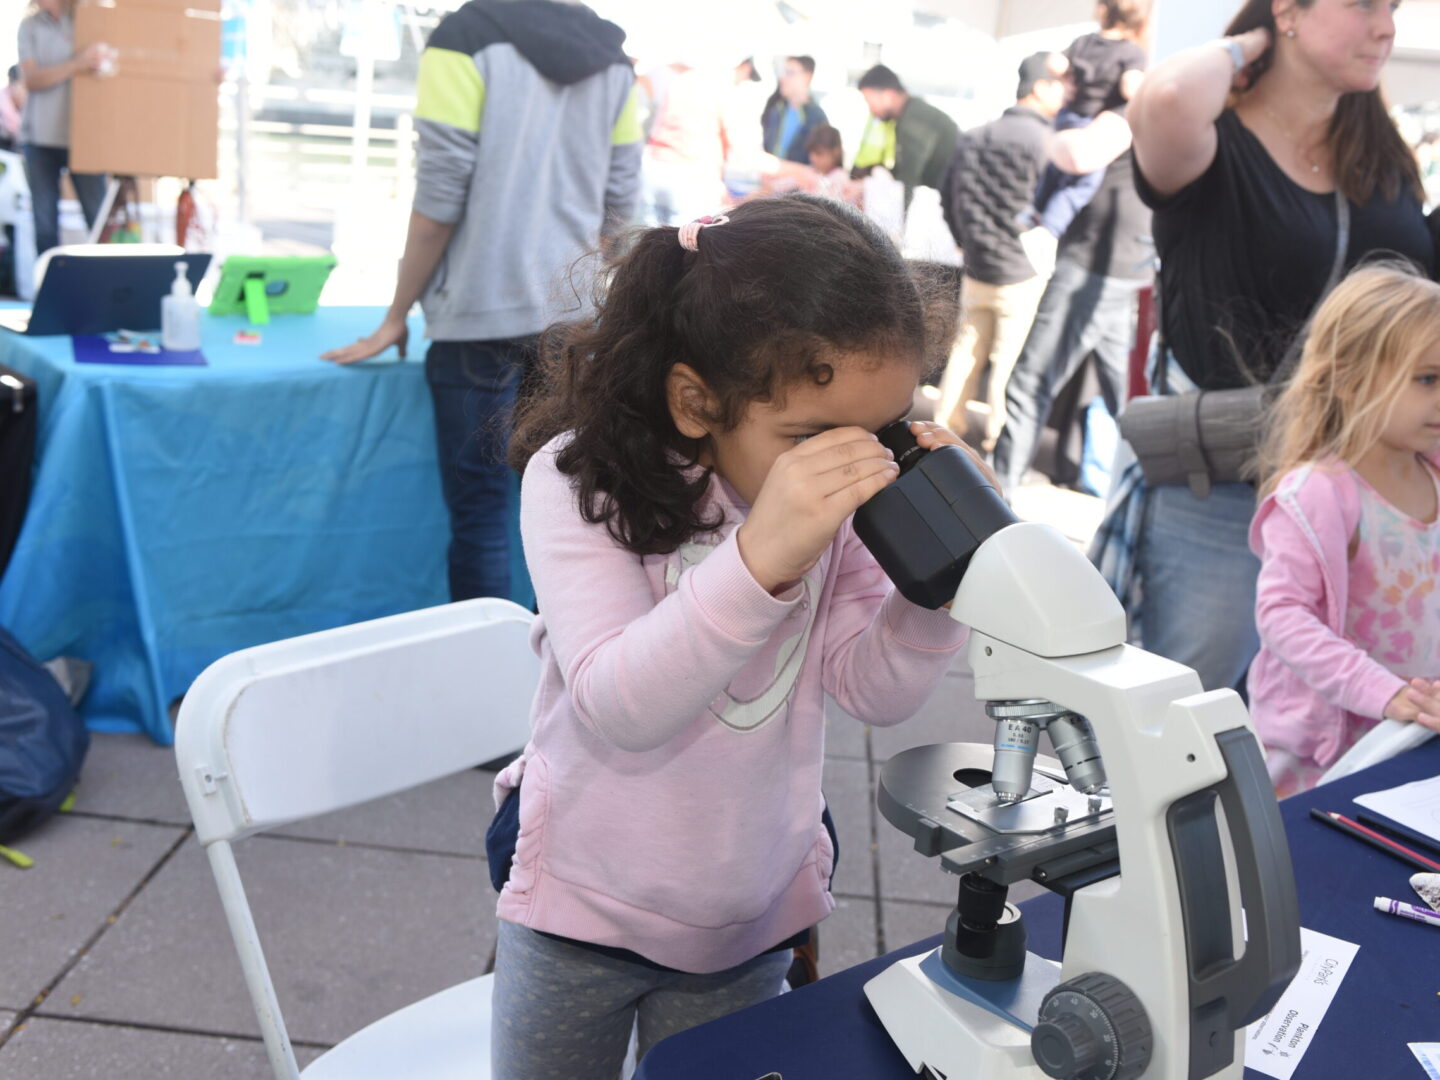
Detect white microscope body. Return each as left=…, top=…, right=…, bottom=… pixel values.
left=863, top=522, right=1300, bottom=1080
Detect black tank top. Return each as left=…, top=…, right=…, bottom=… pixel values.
left=1137, top=109, right=1435, bottom=391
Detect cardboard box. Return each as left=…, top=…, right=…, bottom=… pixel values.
left=70, top=0, right=222, bottom=179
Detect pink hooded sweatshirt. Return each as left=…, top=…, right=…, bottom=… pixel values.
left=494, top=439, right=969, bottom=973
left=1247, top=457, right=1430, bottom=774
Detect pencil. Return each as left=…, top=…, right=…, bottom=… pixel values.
left=1310, top=809, right=1440, bottom=873
left=1354, top=810, right=1440, bottom=859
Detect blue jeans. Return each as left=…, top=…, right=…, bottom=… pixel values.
left=1136, top=481, right=1261, bottom=694
left=22, top=144, right=108, bottom=256
left=425, top=338, right=534, bottom=606
left=991, top=257, right=1141, bottom=493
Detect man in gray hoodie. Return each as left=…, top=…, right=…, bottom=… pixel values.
left=325, top=0, right=641, bottom=603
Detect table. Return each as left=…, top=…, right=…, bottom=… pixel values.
left=0, top=307, right=530, bottom=744
left=637, top=739, right=1440, bottom=1079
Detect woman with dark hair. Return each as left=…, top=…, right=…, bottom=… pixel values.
left=1112, top=0, right=1436, bottom=695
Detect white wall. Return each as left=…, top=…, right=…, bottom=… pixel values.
left=1151, top=0, right=1231, bottom=61
left=915, top=0, right=1092, bottom=37
left=1386, top=54, right=1440, bottom=109
left=0, top=0, right=26, bottom=69
left=996, top=0, right=1098, bottom=38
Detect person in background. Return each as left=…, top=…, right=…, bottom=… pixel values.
left=991, top=105, right=1151, bottom=495
left=322, top=0, right=642, bottom=608
left=492, top=195, right=974, bottom=1077
left=1065, top=0, right=1151, bottom=118
left=1109, top=0, right=1435, bottom=695
left=0, top=66, right=26, bottom=149
left=1249, top=265, right=1440, bottom=797
left=934, top=51, right=1068, bottom=452
left=722, top=54, right=772, bottom=199
left=804, top=125, right=857, bottom=204
left=853, top=64, right=959, bottom=206
left=1027, top=0, right=1151, bottom=239
left=1417, top=131, right=1439, bottom=210
left=642, top=58, right=731, bottom=224
left=754, top=124, right=857, bottom=208
left=17, top=0, right=108, bottom=256
left=805, top=124, right=843, bottom=179
left=635, top=58, right=679, bottom=141
left=648, top=51, right=816, bottom=222
left=760, top=55, right=828, bottom=165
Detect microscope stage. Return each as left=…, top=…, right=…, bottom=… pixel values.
left=877, top=743, right=1119, bottom=886
left=947, top=772, right=1111, bottom=835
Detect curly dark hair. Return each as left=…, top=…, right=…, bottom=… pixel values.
left=510, top=194, right=929, bottom=557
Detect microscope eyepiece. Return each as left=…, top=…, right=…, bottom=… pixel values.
left=854, top=419, right=1017, bottom=609
left=875, top=419, right=927, bottom=475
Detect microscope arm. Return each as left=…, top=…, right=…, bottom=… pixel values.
left=1170, top=728, right=1300, bottom=1030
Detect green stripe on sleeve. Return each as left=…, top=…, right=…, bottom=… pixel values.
left=416, top=48, right=485, bottom=134
left=611, top=85, right=642, bottom=146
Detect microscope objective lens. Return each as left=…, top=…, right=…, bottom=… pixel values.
left=991, top=716, right=1040, bottom=803
left=1046, top=714, right=1107, bottom=796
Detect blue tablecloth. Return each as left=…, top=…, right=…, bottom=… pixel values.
left=636, top=739, right=1440, bottom=1079
left=0, top=307, right=531, bottom=745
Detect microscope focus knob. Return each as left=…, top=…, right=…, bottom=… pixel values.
left=1031, top=972, right=1152, bottom=1080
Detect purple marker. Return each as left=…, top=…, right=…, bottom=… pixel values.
left=1374, top=896, right=1440, bottom=928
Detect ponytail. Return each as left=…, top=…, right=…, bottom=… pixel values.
left=512, top=195, right=928, bottom=556
left=511, top=227, right=724, bottom=556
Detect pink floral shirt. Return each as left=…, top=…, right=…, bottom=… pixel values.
left=1344, top=465, right=1440, bottom=673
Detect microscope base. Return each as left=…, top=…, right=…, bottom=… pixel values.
left=864, top=949, right=1057, bottom=1079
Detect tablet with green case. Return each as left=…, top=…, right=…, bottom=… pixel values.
left=207, top=255, right=338, bottom=325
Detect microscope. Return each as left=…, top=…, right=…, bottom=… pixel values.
left=851, top=423, right=1301, bottom=1080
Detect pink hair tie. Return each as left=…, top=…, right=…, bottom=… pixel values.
left=677, top=214, right=729, bottom=252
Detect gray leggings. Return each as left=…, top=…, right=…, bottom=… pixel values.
left=491, top=919, right=791, bottom=1079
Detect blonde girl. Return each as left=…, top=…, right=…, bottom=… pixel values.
left=1250, top=264, right=1440, bottom=797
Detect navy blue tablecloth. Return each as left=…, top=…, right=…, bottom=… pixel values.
left=0, top=308, right=531, bottom=743
left=636, top=739, right=1440, bottom=1079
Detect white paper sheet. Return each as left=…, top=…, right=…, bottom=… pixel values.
left=1355, top=774, right=1440, bottom=846
left=1244, top=928, right=1359, bottom=1080
left=1411, top=1043, right=1440, bottom=1080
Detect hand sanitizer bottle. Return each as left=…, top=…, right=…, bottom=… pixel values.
left=161, top=260, right=201, bottom=352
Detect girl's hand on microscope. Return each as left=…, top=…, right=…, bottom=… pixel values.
left=739, top=426, right=900, bottom=594
left=908, top=420, right=1004, bottom=498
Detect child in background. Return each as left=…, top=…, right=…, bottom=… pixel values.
left=804, top=124, right=860, bottom=205
left=1027, top=0, right=1149, bottom=238
left=804, top=124, right=844, bottom=182
left=490, top=195, right=978, bottom=1077
left=0, top=66, right=25, bottom=149
left=756, top=125, right=859, bottom=206
left=1249, top=265, right=1440, bottom=798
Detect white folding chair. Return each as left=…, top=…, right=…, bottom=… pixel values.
left=174, top=598, right=538, bottom=1080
